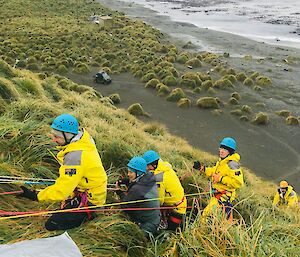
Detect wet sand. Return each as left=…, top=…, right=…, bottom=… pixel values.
left=79, top=0, right=300, bottom=190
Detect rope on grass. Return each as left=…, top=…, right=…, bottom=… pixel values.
left=0, top=191, right=210, bottom=221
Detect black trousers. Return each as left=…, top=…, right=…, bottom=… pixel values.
left=45, top=211, right=90, bottom=231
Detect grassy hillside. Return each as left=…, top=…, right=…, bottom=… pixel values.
left=0, top=58, right=299, bottom=256
left=0, top=0, right=299, bottom=255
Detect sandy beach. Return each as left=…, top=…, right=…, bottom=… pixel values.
left=91, top=0, right=300, bottom=190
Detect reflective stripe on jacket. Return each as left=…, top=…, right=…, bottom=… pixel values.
left=38, top=129, right=107, bottom=205
left=273, top=186, right=298, bottom=207
left=153, top=160, right=187, bottom=214
left=205, top=153, right=244, bottom=200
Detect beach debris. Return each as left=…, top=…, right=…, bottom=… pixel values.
left=252, top=112, right=269, bottom=125
left=196, top=97, right=220, bottom=109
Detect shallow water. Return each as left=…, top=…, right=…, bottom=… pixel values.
left=119, top=0, right=300, bottom=49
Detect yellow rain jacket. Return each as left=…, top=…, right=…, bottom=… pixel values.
left=205, top=153, right=244, bottom=201
left=38, top=129, right=107, bottom=206
left=152, top=160, right=187, bottom=215
left=273, top=186, right=298, bottom=207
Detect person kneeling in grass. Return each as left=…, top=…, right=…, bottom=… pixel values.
left=19, top=114, right=107, bottom=230
left=116, top=156, right=160, bottom=237
left=194, top=137, right=244, bottom=222
left=143, top=150, right=187, bottom=231
left=273, top=180, right=298, bottom=207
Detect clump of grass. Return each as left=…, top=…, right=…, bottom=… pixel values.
left=163, top=75, right=177, bottom=87
left=255, top=75, right=272, bottom=86
left=166, top=88, right=185, bottom=102
left=228, top=97, right=239, bottom=105
left=181, top=72, right=202, bottom=87
left=208, top=87, right=216, bottom=95
left=180, top=78, right=196, bottom=89
left=231, top=92, right=241, bottom=100
left=241, top=105, right=252, bottom=113
left=285, top=116, right=299, bottom=125
left=157, top=84, right=171, bottom=96
left=13, top=77, right=43, bottom=96
left=236, top=72, right=247, bottom=82
left=193, top=87, right=202, bottom=93
left=127, top=103, right=150, bottom=117
left=145, top=78, right=160, bottom=89
left=0, top=59, right=16, bottom=78
left=142, top=122, right=167, bottom=136
left=243, top=78, right=254, bottom=86
left=141, top=72, right=156, bottom=83
left=0, top=77, right=19, bottom=102
left=185, top=57, right=202, bottom=68
left=196, top=97, right=220, bottom=109
left=240, top=115, right=249, bottom=121
left=201, top=80, right=213, bottom=91
left=275, top=110, right=291, bottom=118
left=252, top=112, right=269, bottom=125
left=177, top=97, right=191, bottom=108
left=230, top=109, right=243, bottom=116
left=109, top=93, right=121, bottom=104
left=214, top=79, right=234, bottom=90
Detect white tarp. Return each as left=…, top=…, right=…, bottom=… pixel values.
left=0, top=232, right=83, bottom=257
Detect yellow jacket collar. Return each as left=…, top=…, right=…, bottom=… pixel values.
left=219, top=153, right=240, bottom=163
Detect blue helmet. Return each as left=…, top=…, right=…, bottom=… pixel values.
left=143, top=150, right=160, bottom=165
left=51, top=114, right=79, bottom=134
left=127, top=156, right=147, bottom=176
left=220, top=137, right=236, bottom=151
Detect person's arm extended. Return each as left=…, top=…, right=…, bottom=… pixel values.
left=38, top=151, right=83, bottom=201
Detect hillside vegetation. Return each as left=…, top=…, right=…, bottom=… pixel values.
left=0, top=0, right=299, bottom=256
left=1, top=0, right=298, bottom=126
left=0, top=57, right=299, bottom=256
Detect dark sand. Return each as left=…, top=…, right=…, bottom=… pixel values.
left=72, top=0, right=300, bottom=190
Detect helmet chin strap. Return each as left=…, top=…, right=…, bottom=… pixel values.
left=62, top=132, right=75, bottom=145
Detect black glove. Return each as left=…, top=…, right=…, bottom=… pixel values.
left=19, top=186, right=38, bottom=201
left=117, top=178, right=130, bottom=187
left=193, top=161, right=201, bottom=170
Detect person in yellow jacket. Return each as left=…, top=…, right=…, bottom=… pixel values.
left=273, top=180, right=298, bottom=207
left=19, top=114, right=107, bottom=230
left=194, top=137, right=244, bottom=222
left=143, top=150, right=187, bottom=231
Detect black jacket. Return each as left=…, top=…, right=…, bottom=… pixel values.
left=117, top=172, right=160, bottom=234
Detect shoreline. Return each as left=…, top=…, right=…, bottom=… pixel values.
left=115, top=0, right=300, bottom=50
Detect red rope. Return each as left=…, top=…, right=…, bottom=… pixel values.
left=0, top=206, right=193, bottom=216
left=0, top=190, right=23, bottom=196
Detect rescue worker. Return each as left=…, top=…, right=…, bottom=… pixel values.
left=273, top=180, right=298, bottom=207
left=19, top=114, right=107, bottom=230
left=143, top=150, right=187, bottom=231
left=116, top=156, right=160, bottom=237
left=194, top=137, right=244, bottom=222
